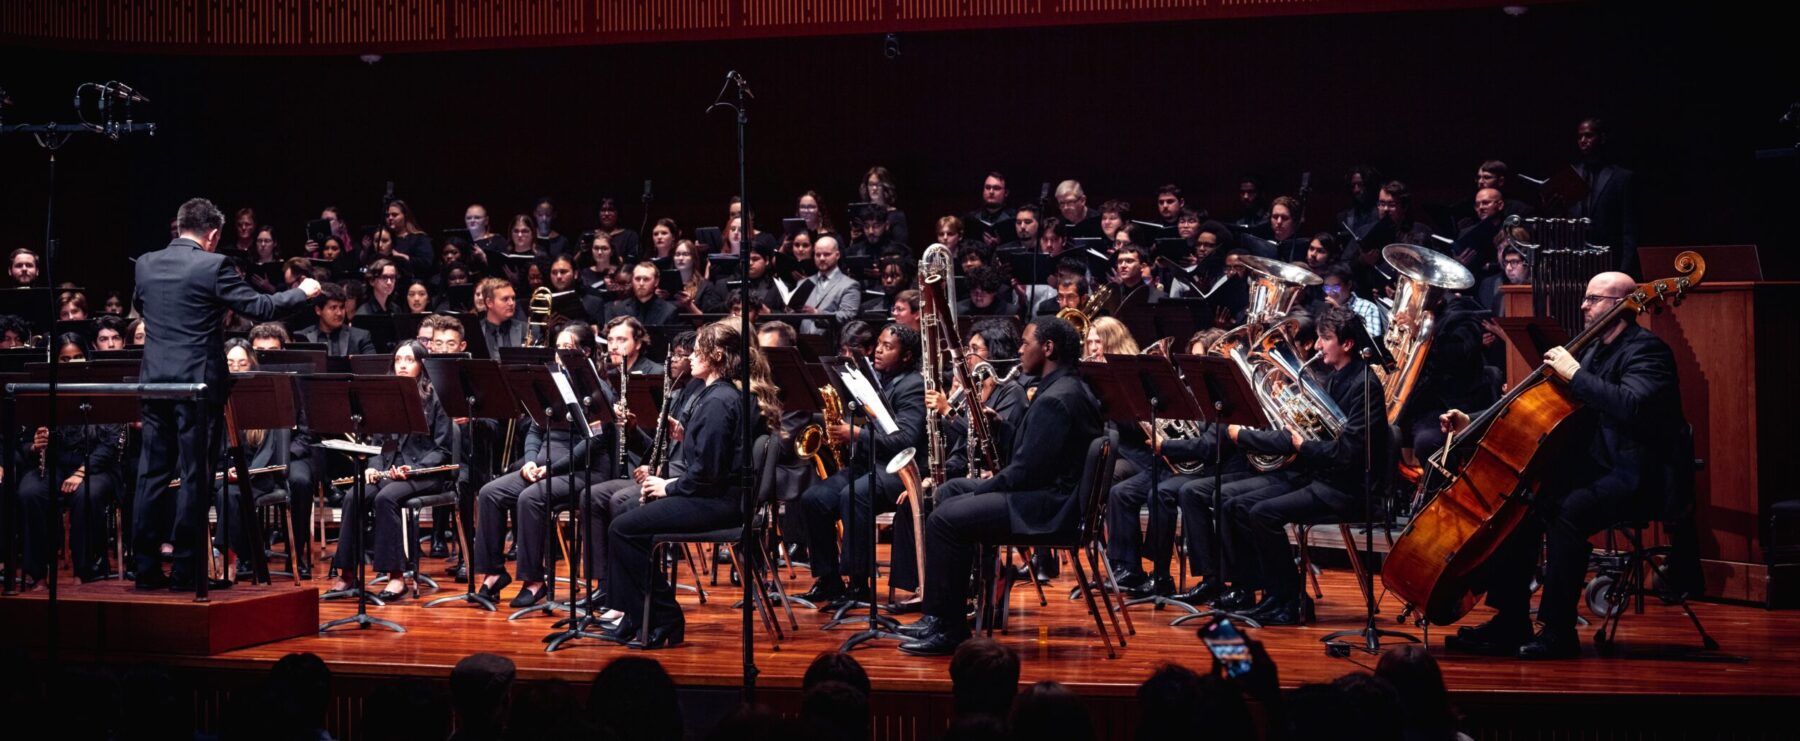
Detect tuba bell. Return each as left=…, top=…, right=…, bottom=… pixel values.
left=1206, top=254, right=1321, bottom=359
left=1373, top=243, right=1475, bottom=425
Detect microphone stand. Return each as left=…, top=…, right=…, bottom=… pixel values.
left=1, top=83, right=155, bottom=671
left=707, top=69, right=759, bottom=700
left=1321, top=347, right=1418, bottom=655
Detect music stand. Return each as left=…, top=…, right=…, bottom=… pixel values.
left=1099, top=354, right=1209, bottom=617
left=1167, top=354, right=1271, bottom=629
left=220, top=372, right=299, bottom=585
left=500, top=363, right=581, bottom=622
left=534, top=362, right=610, bottom=652
left=348, top=354, right=395, bottom=376
left=420, top=355, right=507, bottom=611
left=304, top=373, right=426, bottom=634
left=813, top=357, right=906, bottom=650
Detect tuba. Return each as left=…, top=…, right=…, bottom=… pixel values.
left=1373, top=243, right=1475, bottom=425
left=1208, top=254, right=1321, bottom=356
left=1228, top=318, right=1347, bottom=472
left=522, top=286, right=554, bottom=347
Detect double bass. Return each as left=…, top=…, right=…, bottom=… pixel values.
left=1383, top=252, right=1705, bottom=626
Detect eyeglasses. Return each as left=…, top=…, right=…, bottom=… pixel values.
left=1581, top=294, right=1627, bottom=306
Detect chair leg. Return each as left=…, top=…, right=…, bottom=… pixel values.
left=1093, top=545, right=1135, bottom=635
left=1069, top=550, right=1118, bottom=659
left=1298, top=525, right=1323, bottom=599
left=641, top=543, right=660, bottom=646
left=1339, top=523, right=1371, bottom=606
left=973, top=545, right=991, bottom=636
left=1086, top=541, right=1130, bottom=644
left=283, top=502, right=303, bottom=586
left=1023, top=547, right=1049, bottom=606
left=681, top=544, right=709, bottom=604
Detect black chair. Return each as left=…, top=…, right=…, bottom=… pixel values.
left=636, top=435, right=792, bottom=647
left=1765, top=498, right=1800, bottom=608
left=1584, top=423, right=1719, bottom=655
left=1295, top=423, right=1403, bottom=606
left=973, top=436, right=1128, bottom=658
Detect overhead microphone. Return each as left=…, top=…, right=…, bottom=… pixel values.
left=106, top=81, right=150, bottom=103
left=642, top=179, right=654, bottom=204
left=728, top=71, right=753, bottom=98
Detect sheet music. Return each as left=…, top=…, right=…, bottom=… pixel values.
left=773, top=276, right=795, bottom=306
left=835, top=364, right=898, bottom=434
left=319, top=439, right=383, bottom=456
left=550, top=372, right=580, bottom=407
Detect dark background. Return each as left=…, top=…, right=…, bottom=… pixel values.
left=1, top=1, right=1792, bottom=297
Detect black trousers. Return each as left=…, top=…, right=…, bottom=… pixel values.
left=607, top=495, right=739, bottom=629
left=1481, top=482, right=1635, bottom=631
left=17, top=470, right=117, bottom=580
left=1106, top=465, right=1195, bottom=578
left=1222, top=472, right=1359, bottom=597
left=210, top=459, right=314, bottom=562
left=582, top=478, right=643, bottom=598
left=331, top=476, right=447, bottom=574
left=474, top=471, right=530, bottom=577
left=1176, top=470, right=1259, bottom=583
left=919, top=477, right=1041, bottom=630
left=799, top=466, right=901, bottom=584
left=131, top=399, right=221, bottom=578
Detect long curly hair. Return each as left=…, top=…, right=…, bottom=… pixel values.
left=695, top=320, right=781, bottom=434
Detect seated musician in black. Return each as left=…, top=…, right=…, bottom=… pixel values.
left=208, top=339, right=304, bottom=579
left=600, top=320, right=783, bottom=648
left=293, top=282, right=376, bottom=357
left=472, top=324, right=613, bottom=609
left=580, top=331, right=697, bottom=622
left=326, top=340, right=455, bottom=601
left=1112, top=333, right=1234, bottom=600
left=794, top=323, right=928, bottom=610
left=1442, top=271, right=1693, bottom=660
left=243, top=323, right=319, bottom=577
left=1394, top=287, right=1492, bottom=474
left=897, top=316, right=1102, bottom=656
left=1210, top=307, right=1386, bottom=625
left=954, top=265, right=1017, bottom=318
left=889, top=319, right=1030, bottom=600
left=15, top=334, right=125, bottom=586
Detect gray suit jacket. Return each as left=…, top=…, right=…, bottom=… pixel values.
left=802, top=268, right=861, bottom=334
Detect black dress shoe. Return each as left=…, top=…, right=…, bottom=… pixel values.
left=1517, top=627, right=1581, bottom=660
left=896, top=615, right=944, bottom=639
left=898, top=625, right=972, bottom=656
left=796, top=580, right=846, bottom=607
left=1256, top=595, right=1314, bottom=626
left=297, top=563, right=313, bottom=581
left=1212, top=587, right=1255, bottom=611
left=480, top=572, right=514, bottom=603
left=1444, top=616, right=1533, bottom=657
left=378, top=585, right=411, bottom=602
left=1115, top=571, right=1151, bottom=593
left=629, top=621, right=686, bottom=650
left=1243, top=590, right=1286, bottom=619
left=509, top=583, right=549, bottom=609
left=1171, top=580, right=1223, bottom=606
left=824, top=584, right=873, bottom=611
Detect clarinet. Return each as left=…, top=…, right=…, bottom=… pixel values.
left=614, top=358, right=631, bottom=474
left=646, top=348, right=676, bottom=476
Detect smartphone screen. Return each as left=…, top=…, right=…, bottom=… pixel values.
left=1202, top=618, right=1253, bottom=678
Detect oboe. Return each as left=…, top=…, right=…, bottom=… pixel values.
left=615, top=359, right=631, bottom=474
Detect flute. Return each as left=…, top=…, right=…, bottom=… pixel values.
left=167, top=464, right=288, bottom=488
left=330, top=463, right=460, bottom=487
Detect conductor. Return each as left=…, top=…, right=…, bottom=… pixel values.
left=131, top=198, right=320, bottom=590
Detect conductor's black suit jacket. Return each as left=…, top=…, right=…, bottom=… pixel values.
left=134, top=237, right=312, bottom=398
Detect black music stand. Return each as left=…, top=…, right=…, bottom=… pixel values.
left=421, top=355, right=507, bottom=611
left=542, top=358, right=611, bottom=652
left=1101, top=354, right=1209, bottom=617
left=220, top=372, right=299, bottom=585
left=1167, top=354, right=1270, bottom=629
left=500, top=363, right=581, bottom=622
left=763, top=346, right=827, bottom=609
left=305, top=374, right=426, bottom=634
left=816, top=356, right=906, bottom=650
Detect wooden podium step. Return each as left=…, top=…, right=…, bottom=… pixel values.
left=0, top=580, right=319, bottom=656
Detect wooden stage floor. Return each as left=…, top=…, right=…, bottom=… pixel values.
left=15, top=547, right=1799, bottom=738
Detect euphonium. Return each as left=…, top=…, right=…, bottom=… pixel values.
left=1228, top=318, right=1347, bottom=472
left=1373, top=243, right=1475, bottom=425
left=522, top=286, right=554, bottom=347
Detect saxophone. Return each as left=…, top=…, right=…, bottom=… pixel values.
left=794, top=385, right=844, bottom=478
